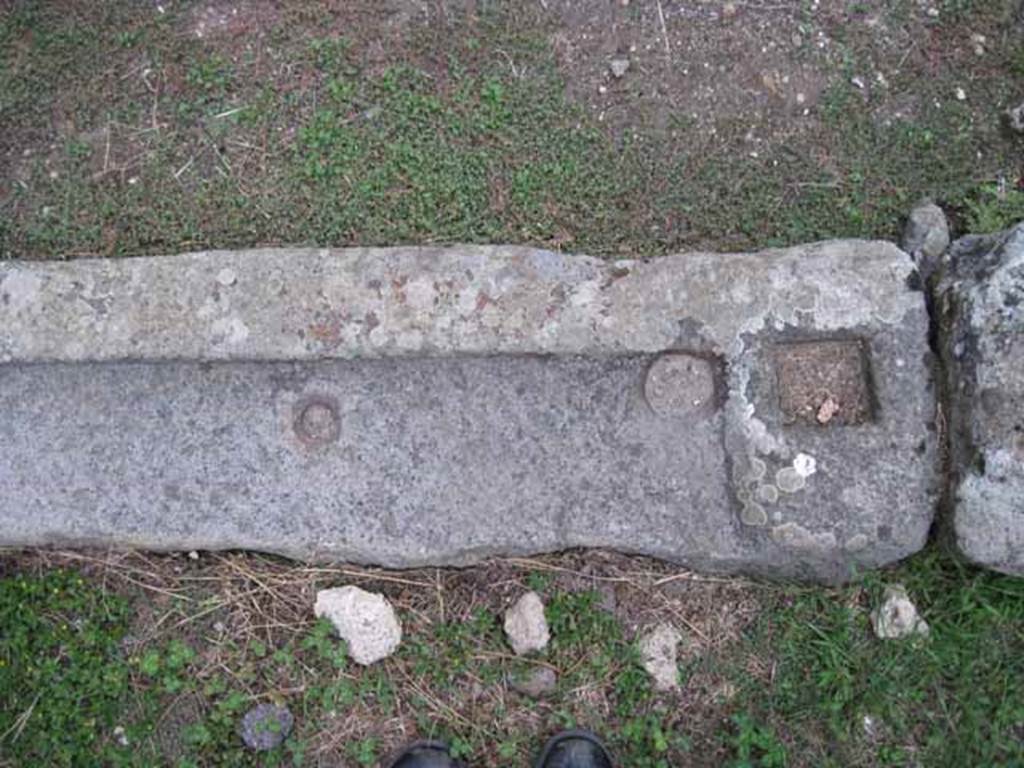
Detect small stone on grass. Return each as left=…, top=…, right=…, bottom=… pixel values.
left=314, top=585, right=402, bottom=665
left=240, top=703, right=293, bottom=752
left=638, top=623, right=682, bottom=691
left=504, top=591, right=550, bottom=655
left=510, top=666, right=558, bottom=698
left=902, top=201, right=949, bottom=278
left=871, top=583, right=929, bottom=639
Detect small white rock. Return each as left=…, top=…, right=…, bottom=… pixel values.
left=610, top=57, right=630, bottom=79
left=638, top=623, right=681, bottom=691
left=314, top=586, right=402, bottom=665
left=862, top=714, right=880, bottom=740
left=955, top=87, right=966, bottom=101
left=871, top=584, right=929, bottom=639
left=504, top=591, right=550, bottom=655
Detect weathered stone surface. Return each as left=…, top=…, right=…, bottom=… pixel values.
left=940, top=224, right=1024, bottom=575
left=504, top=592, right=550, bottom=656
left=0, top=242, right=937, bottom=581
left=313, top=586, right=402, bottom=665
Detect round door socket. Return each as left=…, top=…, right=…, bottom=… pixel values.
left=644, top=353, right=718, bottom=418
left=293, top=395, right=340, bottom=447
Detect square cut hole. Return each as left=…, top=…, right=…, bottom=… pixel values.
left=773, top=339, right=873, bottom=426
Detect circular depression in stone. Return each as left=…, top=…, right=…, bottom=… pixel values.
left=644, top=353, right=717, bottom=417
left=293, top=395, right=340, bottom=446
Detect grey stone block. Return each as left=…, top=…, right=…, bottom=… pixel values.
left=0, top=242, right=938, bottom=581
left=940, top=224, right=1024, bottom=575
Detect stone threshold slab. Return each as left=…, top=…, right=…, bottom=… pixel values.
left=0, top=242, right=939, bottom=581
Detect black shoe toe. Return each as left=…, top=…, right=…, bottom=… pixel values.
left=535, top=729, right=614, bottom=768
left=386, top=741, right=461, bottom=768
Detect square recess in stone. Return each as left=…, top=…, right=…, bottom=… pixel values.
left=773, top=339, right=873, bottom=426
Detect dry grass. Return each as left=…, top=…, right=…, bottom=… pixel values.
left=5, top=547, right=1024, bottom=766
left=1, top=547, right=771, bottom=765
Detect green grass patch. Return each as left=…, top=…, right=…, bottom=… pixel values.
left=738, top=552, right=1024, bottom=766
left=0, top=569, right=141, bottom=766
left=2, top=1, right=1021, bottom=260
left=963, top=183, right=1024, bottom=233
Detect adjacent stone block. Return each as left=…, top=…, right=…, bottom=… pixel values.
left=940, top=224, right=1024, bottom=576
left=0, top=242, right=938, bottom=581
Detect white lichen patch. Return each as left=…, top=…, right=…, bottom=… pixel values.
left=793, top=452, right=817, bottom=477
left=743, top=413, right=785, bottom=456
left=775, top=467, right=805, bottom=493
left=740, top=502, right=767, bottom=527
left=748, top=456, right=767, bottom=481
left=776, top=452, right=817, bottom=493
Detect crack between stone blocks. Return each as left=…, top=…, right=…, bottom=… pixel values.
left=922, top=253, right=960, bottom=558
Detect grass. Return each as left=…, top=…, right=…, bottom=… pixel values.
left=1, top=549, right=1022, bottom=767
left=1, top=0, right=1021, bottom=259
left=744, top=553, right=1024, bottom=766
left=0, top=570, right=138, bottom=766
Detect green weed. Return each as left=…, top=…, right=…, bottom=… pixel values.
left=963, top=184, right=1024, bottom=233
left=736, top=553, right=1024, bottom=765
left=0, top=570, right=143, bottom=766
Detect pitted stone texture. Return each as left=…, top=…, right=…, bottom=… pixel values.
left=940, top=223, right=1024, bottom=575
left=504, top=592, right=550, bottom=656
left=313, top=586, right=402, bottom=665
left=0, top=242, right=937, bottom=581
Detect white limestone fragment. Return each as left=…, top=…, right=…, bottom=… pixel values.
left=314, top=586, right=402, bottom=665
